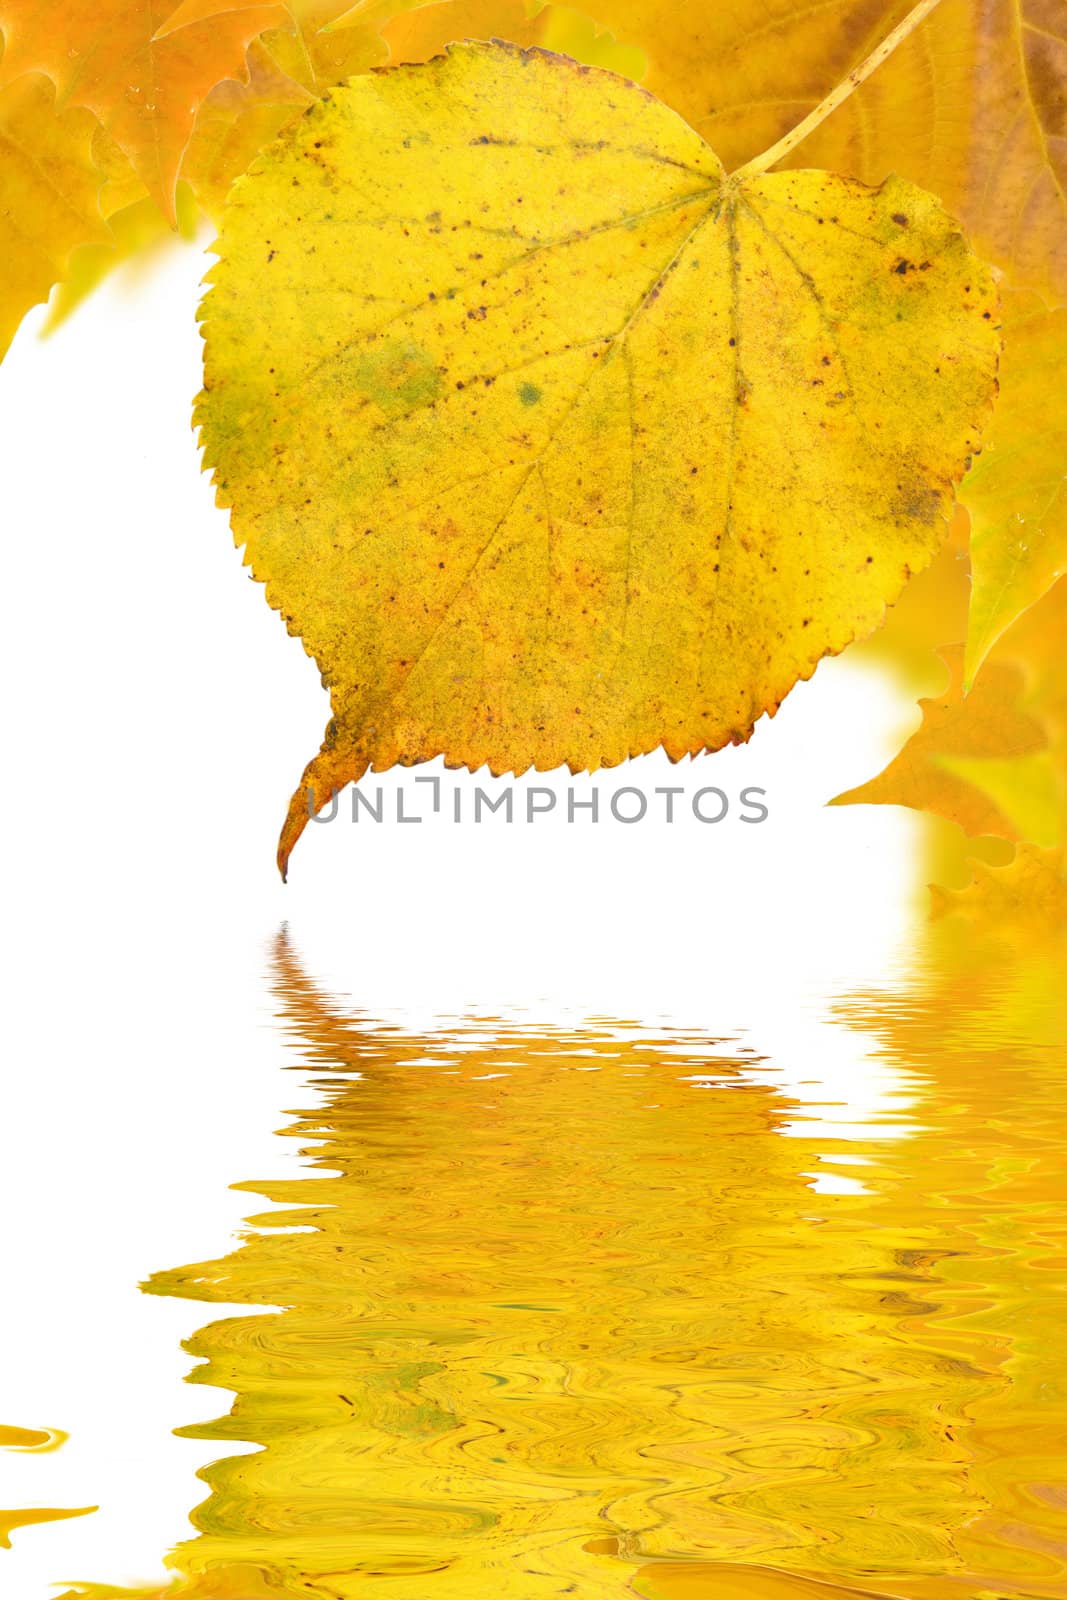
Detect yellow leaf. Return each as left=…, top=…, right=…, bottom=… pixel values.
left=538, top=0, right=912, bottom=167
left=930, top=843, right=1067, bottom=931
left=933, top=751, right=1061, bottom=846
left=839, top=511, right=1030, bottom=901
left=182, top=0, right=625, bottom=222
left=541, top=0, right=1066, bottom=753
left=0, top=73, right=108, bottom=358
left=963, top=291, right=1067, bottom=684
left=854, top=569, right=1067, bottom=901
left=198, top=41, right=1000, bottom=876
left=1002, top=572, right=1067, bottom=738
left=90, top=123, right=155, bottom=220
left=0, top=0, right=289, bottom=215
left=845, top=504, right=972, bottom=693
left=792, top=0, right=1067, bottom=302
left=994, top=572, right=1067, bottom=842
left=154, top=0, right=285, bottom=30
left=832, top=644, right=1050, bottom=841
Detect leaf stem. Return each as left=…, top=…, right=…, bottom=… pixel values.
left=731, top=0, right=945, bottom=180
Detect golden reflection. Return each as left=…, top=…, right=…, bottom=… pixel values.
left=0, top=1425, right=95, bottom=1549
left=0, top=1426, right=67, bottom=1452
left=56, top=930, right=1067, bottom=1599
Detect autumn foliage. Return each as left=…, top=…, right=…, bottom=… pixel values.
left=1, top=0, right=1064, bottom=907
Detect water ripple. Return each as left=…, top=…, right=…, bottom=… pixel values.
left=50, top=931, right=1067, bottom=1600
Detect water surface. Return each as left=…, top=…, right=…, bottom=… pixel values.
left=21, top=932, right=1067, bottom=1599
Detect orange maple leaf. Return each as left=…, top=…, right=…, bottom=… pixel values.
left=0, top=0, right=290, bottom=215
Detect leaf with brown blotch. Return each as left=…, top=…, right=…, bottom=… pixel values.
left=197, top=42, right=1000, bottom=876
left=0, top=0, right=290, bottom=215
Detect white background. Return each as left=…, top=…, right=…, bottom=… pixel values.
left=0, top=240, right=925, bottom=1595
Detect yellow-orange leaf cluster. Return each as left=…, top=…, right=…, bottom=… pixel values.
left=0, top=0, right=288, bottom=213
left=0, top=0, right=431, bottom=355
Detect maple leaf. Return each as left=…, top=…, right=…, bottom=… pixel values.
left=0, top=0, right=290, bottom=215
left=832, top=643, right=1060, bottom=844
left=196, top=40, right=1000, bottom=875
left=962, top=291, right=1067, bottom=686
left=180, top=38, right=323, bottom=223
left=930, top=843, right=1067, bottom=931
left=839, top=567, right=1067, bottom=898
left=1003, top=572, right=1067, bottom=735
left=180, top=0, right=391, bottom=218
left=0, top=73, right=109, bottom=359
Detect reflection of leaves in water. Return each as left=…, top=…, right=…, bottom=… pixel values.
left=0, top=1424, right=95, bottom=1550
left=59, top=930, right=1067, bottom=1600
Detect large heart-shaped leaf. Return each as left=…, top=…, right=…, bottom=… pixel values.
left=197, top=42, right=1000, bottom=873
